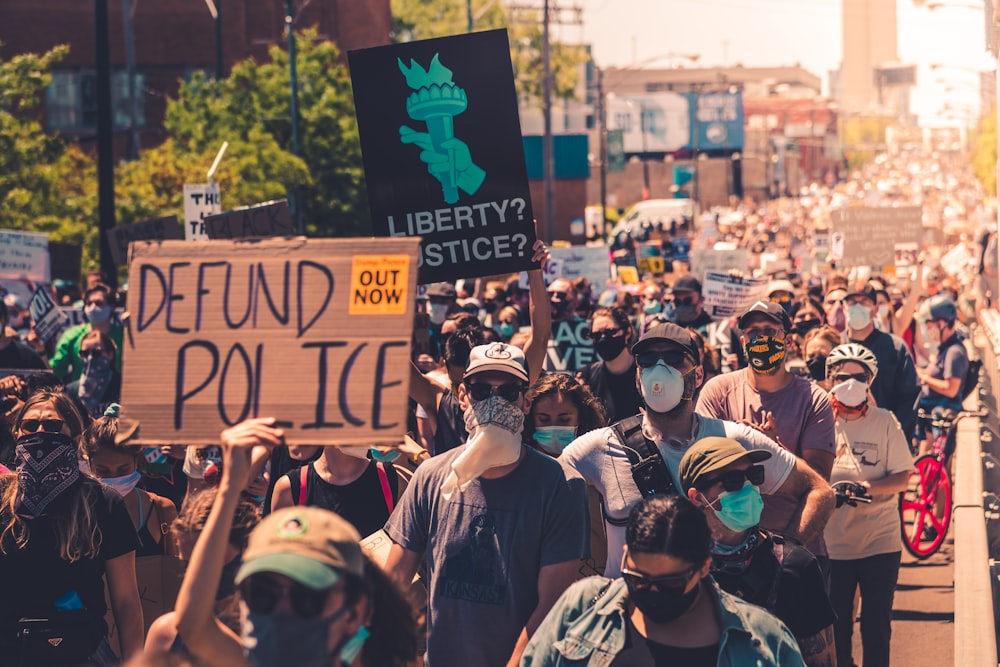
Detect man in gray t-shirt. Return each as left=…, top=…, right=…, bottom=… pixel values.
left=384, top=343, right=588, bottom=667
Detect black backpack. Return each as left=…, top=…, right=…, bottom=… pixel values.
left=962, top=358, right=983, bottom=401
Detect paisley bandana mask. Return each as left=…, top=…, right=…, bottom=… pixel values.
left=14, top=432, right=80, bottom=518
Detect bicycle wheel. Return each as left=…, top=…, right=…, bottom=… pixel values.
left=900, top=454, right=952, bottom=559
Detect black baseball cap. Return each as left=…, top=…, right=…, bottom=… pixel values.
left=737, top=300, right=792, bottom=332
left=630, top=322, right=701, bottom=362
left=671, top=274, right=702, bottom=294
left=844, top=284, right=877, bottom=304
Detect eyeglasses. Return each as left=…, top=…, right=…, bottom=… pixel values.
left=832, top=372, right=868, bottom=384
left=239, top=575, right=333, bottom=619
left=696, top=465, right=765, bottom=492
left=79, top=348, right=105, bottom=360
left=19, top=418, right=66, bottom=434
left=635, top=349, right=688, bottom=369
left=620, top=553, right=697, bottom=594
left=85, top=300, right=107, bottom=308
left=465, top=382, right=526, bottom=402
left=590, top=329, right=623, bottom=343
left=674, top=296, right=697, bottom=306
left=742, top=326, right=783, bottom=340
left=547, top=291, right=570, bottom=301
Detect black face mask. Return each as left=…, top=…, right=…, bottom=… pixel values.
left=792, top=318, right=821, bottom=337
left=626, top=579, right=701, bottom=623
left=806, top=355, right=827, bottom=382
left=551, top=301, right=570, bottom=318
left=594, top=335, right=627, bottom=362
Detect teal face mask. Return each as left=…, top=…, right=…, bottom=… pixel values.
left=532, top=426, right=578, bottom=456
left=339, top=625, right=370, bottom=665
left=708, top=481, right=763, bottom=532
left=369, top=448, right=401, bottom=463
left=497, top=321, right=516, bottom=339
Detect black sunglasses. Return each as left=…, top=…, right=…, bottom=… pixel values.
left=832, top=372, right=868, bottom=384
left=19, top=418, right=66, bottom=434
left=239, top=575, right=333, bottom=619
left=590, top=329, right=623, bottom=343
left=697, top=465, right=765, bottom=493
left=79, top=349, right=105, bottom=360
left=674, top=295, right=697, bottom=306
left=620, top=553, right=697, bottom=594
left=465, top=382, right=525, bottom=402
left=635, top=349, right=688, bottom=369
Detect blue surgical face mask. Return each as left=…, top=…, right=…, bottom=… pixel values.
left=369, top=448, right=400, bottom=463
left=100, top=470, right=141, bottom=497
left=643, top=300, right=663, bottom=315
left=339, top=625, right=369, bottom=665
left=706, top=481, right=763, bottom=532
left=496, top=321, right=516, bottom=339
left=532, top=425, right=578, bottom=456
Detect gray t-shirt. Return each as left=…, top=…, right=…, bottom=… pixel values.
left=385, top=445, right=589, bottom=667
left=561, top=413, right=796, bottom=577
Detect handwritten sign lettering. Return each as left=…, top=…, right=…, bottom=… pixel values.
left=203, top=200, right=294, bottom=240
left=106, top=216, right=182, bottom=267
left=831, top=206, right=922, bottom=267
left=122, top=238, right=420, bottom=445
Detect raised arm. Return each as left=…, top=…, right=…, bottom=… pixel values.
left=523, top=240, right=552, bottom=383
left=174, top=417, right=283, bottom=667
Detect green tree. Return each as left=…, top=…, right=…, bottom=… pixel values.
left=970, top=112, right=996, bottom=194
left=0, top=44, right=99, bottom=266
left=117, top=29, right=364, bottom=237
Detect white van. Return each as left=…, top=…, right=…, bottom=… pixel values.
left=610, top=199, right=694, bottom=238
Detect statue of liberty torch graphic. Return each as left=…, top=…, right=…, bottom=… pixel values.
left=398, top=53, right=486, bottom=204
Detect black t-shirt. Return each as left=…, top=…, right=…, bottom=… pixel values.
left=286, top=460, right=399, bottom=538
left=611, top=618, right=718, bottom=666
left=711, top=532, right=834, bottom=639
left=434, top=391, right=467, bottom=455
left=579, top=360, right=641, bottom=425
left=262, top=445, right=323, bottom=516
left=0, top=339, right=47, bottom=371
left=0, top=476, right=139, bottom=653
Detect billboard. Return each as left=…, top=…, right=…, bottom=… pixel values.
left=607, top=91, right=744, bottom=154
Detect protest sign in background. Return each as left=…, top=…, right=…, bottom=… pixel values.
left=519, top=246, right=611, bottom=290
left=0, top=230, right=49, bottom=283
left=349, top=29, right=537, bottom=283
left=29, top=285, right=69, bottom=343
left=689, top=245, right=750, bottom=281
left=122, top=237, right=420, bottom=445
left=831, top=206, right=922, bottom=267
left=702, top=272, right=767, bottom=318
left=203, top=200, right=293, bottom=240
left=183, top=184, right=221, bottom=241
left=107, top=216, right=182, bottom=267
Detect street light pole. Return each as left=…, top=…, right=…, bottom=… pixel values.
left=285, top=0, right=304, bottom=234
left=597, top=66, right=607, bottom=237
left=542, top=0, right=555, bottom=243
left=95, top=0, right=117, bottom=288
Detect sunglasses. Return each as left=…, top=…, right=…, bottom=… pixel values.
left=79, top=349, right=105, bottom=360
left=620, top=553, right=697, bottom=594
left=697, top=465, right=765, bottom=492
left=239, top=575, right=333, bottom=619
left=832, top=372, right=868, bottom=384
left=590, top=329, right=623, bottom=343
left=19, top=418, right=66, bottom=434
left=770, top=294, right=792, bottom=304
left=465, top=382, right=525, bottom=402
left=743, top=326, right=784, bottom=340
left=547, top=291, right=570, bottom=301
left=635, top=349, right=688, bottom=369
left=674, top=296, right=696, bottom=306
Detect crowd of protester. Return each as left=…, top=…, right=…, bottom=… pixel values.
left=0, top=146, right=993, bottom=666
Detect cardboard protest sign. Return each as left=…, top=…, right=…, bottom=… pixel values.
left=702, top=271, right=767, bottom=318
left=0, top=230, right=49, bottom=282
left=106, top=216, right=182, bottom=267
left=349, top=29, right=538, bottom=283
left=894, top=242, right=919, bottom=271
left=831, top=206, right=922, bottom=267
left=203, top=200, right=294, bottom=240
left=939, top=242, right=974, bottom=277
left=183, top=183, right=221, bottom=241
left=29, top=285, right=69, bottom=343
left=121, top=237, right=420, bottom=445
left=689, top=246, right=749, bottom=281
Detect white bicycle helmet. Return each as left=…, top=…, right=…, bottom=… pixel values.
left=826, top=343, right=878, bottom=381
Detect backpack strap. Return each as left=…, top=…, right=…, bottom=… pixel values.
left=376, top=461, right=394, bottom=514
left=297, top=465, right=308, bottom=507
left=611, top=414, right=678, bottom=502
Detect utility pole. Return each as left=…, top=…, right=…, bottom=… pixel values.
left=122, top=0, right=140, bottom=160
left=215, top=0, right=223, bottom=81
left=508, top=2, right=583, bottom=243
left=95, top=0, right=117, bottom=288
left=285, top=0, right=304, bottom=234
left=597, top=66, right=607, bottom=238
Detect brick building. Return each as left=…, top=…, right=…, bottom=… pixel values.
left=0, top=0, right=391, bottom=155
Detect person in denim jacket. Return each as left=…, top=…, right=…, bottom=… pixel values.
left=521, top=496, right=804, bottom=667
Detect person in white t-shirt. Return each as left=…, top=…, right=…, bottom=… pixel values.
left=823, top=343, right=913, bottom=667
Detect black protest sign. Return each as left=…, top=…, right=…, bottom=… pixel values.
left=106, top=216, right=182, bottom=267
left=349, top=29, right=538, bottom=283
left=543, top=318, right=595, bottom=374
left=29, top=285, right=69, bottom=343
left=121, top=237, right=420, bottom=445
left=203, top=200, right=294, bottom=240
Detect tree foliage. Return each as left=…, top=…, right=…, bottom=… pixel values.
left=0, top=44, right=98, bottom=265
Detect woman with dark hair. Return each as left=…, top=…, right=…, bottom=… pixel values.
left=0, top=389, right=144, bottom=665
left=521, top=495, right=804, bottom=666
left=788, top=296, right=826, bottom=362
left=578, top=306, right=642, bottom=424
left=525, top=373, right=607, bottom=457
left=174, top=417, right=419, bottom=667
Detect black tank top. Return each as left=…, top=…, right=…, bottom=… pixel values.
left=135, top=491, right=165, bottom=557
left=286, top=461, right=399, bottom=537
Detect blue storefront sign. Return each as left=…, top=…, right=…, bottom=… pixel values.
left=686, top=91, right=743, bottom=152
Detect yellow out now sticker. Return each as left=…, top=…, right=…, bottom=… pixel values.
left=349, top=255, right=410, bottom=315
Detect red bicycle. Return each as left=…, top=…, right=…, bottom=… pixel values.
left=900, top=408, right=987, bottom=559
